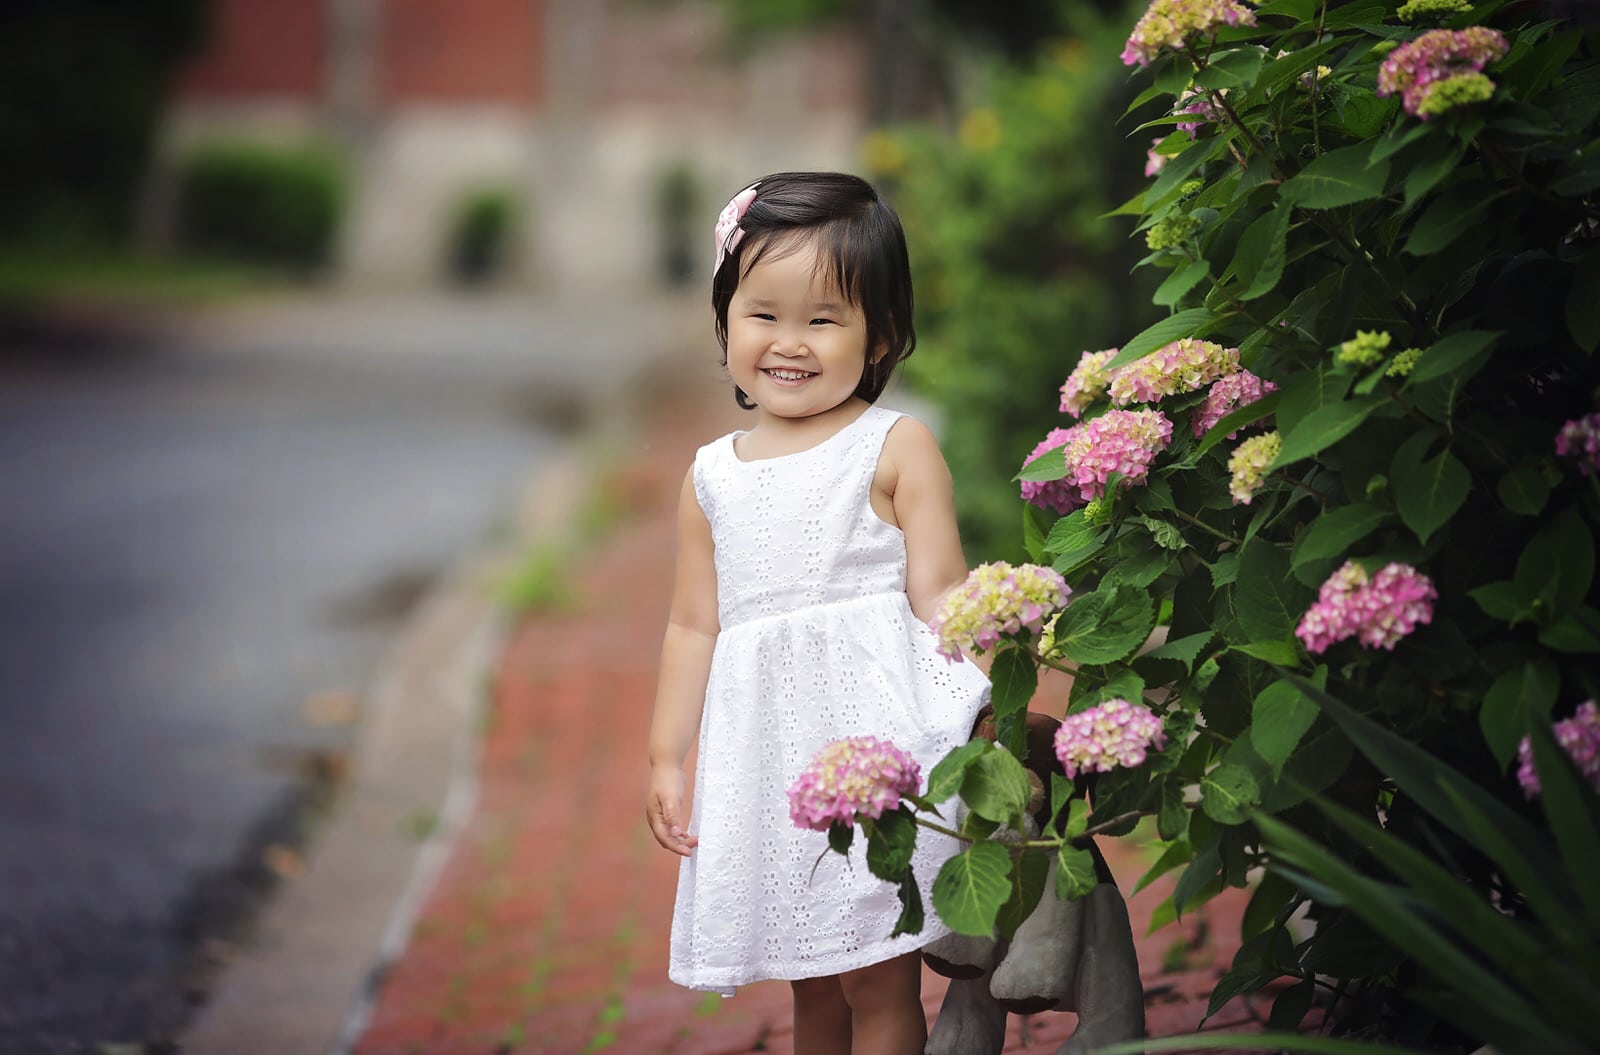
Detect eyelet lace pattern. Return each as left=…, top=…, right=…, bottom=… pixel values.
left=669, top=407, right=991, bottom=993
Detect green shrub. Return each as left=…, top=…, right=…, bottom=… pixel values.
left=176, top=141, right=346, bottom=271
left=830, top=2, right=1600, bottom=1050
left=448, top=187, right=517, bottom=285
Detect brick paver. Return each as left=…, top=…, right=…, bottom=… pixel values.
left=353, top=379, right=1277, bottom=1054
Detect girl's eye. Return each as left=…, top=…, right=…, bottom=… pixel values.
left=753, top=313, right=775, bottom=321
left=810, top=318, right=837, bottom=326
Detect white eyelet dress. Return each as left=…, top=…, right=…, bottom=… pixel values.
left=668, top=405, right=992, bottom=994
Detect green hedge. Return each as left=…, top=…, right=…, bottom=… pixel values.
left=176, top=142, right=347, bottom=271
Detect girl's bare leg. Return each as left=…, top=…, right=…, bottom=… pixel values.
left=792, top=974, right=852, bottom=1055
left=840, top=952, right=927, bottom=1055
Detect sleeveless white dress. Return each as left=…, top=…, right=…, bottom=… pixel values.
left=668, top=405, right=992, bottom=994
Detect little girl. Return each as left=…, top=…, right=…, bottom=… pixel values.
left=645, top=171, right=991, bottom=1055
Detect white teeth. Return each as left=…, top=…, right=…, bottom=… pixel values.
left=767, top=369, right=815, bottom=380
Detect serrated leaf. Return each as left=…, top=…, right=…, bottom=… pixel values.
left=866, top=806, right=917, bottom=881
left=1404, top=330, right=1496, bottom=386
left=1232, top=205, right=1291, bottom=301
left=1158, top=779, right=1188, bottom=840
left=1136, top=515, right=1186, bottom=550
left=1044, top=509, right=1103, bottom=555
left=1391, top=441, right=1470, bottom=545
left=1231, top=638, right=1300, bottom=665
left=1402, top=141, right=1465, bottom=210
left=996, top=849, right=1050, bottom=941
left=1017, top=446, right=1068, bottom=482
left=1202, top=764, right=1261, bottom=823
left=926, top=739, right=991, bottom=804
left=1154, top=258, right=1211, bottom=308
left=1236, top=539, right=1311, bottom=643
left=1103, top=308, right=1217, bottom=373
left=890, top=871, right=925, bottom=937
left=1056, top=844, right=1100, bottom=900
left=1272, top=396, right=1382, bottom=468
left=1053, top=585, right=1158, bottom=665
left=1280, top=143, right=1390, bottom=209
left=989, top=648, right=1038, bottom=731
left=932, top=842, right=1013, bottom=936
left=828, top=822, right=853, bottom=856
left=1481, top=661, right=1558, bottom=768
left=1289, top=502, right=1391, bottom=571
left=1142, top=630, right=1213, bottom=671
left=1252, top=679, right=1319, bottom=777
left=960, top=748, right=1033, bottom=828
left=1064, top=796, right=1090, bottom=840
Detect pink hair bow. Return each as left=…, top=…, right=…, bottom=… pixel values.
left=713, top=183, right=759, bottom=275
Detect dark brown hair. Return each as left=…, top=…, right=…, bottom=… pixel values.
left=712, top=172, right=916, bottom=410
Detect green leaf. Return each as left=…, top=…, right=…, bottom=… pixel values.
left=1134, top=837, right=1194, bottom=896
left=890, top=871, right=925, bottom=937
left=996, top=849, right=1050, bottom=941
left=960, top=748, right=1033, bottom=828
left=1196, top=390, right=1281, bottom=454
left=1174, top=838, right=1224, bottom=915
left=1103, top=308, right=1217, bottom=373
left=828, top=822, right=853, bottom=856
left=1271, top=396, right=1382, bottom=468
left=866, top=806, right=917, bottom=881
left=1270, top=980, right=1315, bottom=1032
left=1566, top=250, right=1600, bottom=352
left=1146, top=138, right=1217, bottom=209
left=1274, top=367, right=1352, bottom=441
left=932, top=841, right=1013, bottom=937
left=1469, top=580, right=1540, bottom=626
left=1017, top=446, right=1068, bottom=482
left=1022, top=503, right=1051, bottom=562
left=1231, top=206, right=1291, bottom=301
left=1404, top=329, right=1496, bottom=386
left=1540, top=606, right=1600, bottom=653
left=1527, top=709, right=1600, bottom=932
left=1402, top=142, right=1465, bottom=211
left=1044, top=508, right=1105, bottom=556
left=1370, top=119, right=1431, bottom=163
left=1157, top=778, right=1187, bottom=840
left=1153, top=258, right=1211, bottom=308
left=1242, top=870, right=1298, bottom=939
left=1052, top=584, right=1157, bottom=665
left=1142, top=630, right=1213, bottom=671
left=1279, top=143, right=1390, bottom=209
left=1135, top=515, right=1186, bottom=550
left=1202, top=764, right=1261, bottom=824
left=1289, top=502, right=1390, bottom=574
left=988, top=648, right=1038, bottom=734
left=1050, top=772, right=1074, bottom=829
left=926, top=740, right=990, bottom=803
left=1391, top=441, right=1470, bottom=545
left=1498, top=464, right=1550, bottom=516
left=1230, top=639, right=1301, bottom=665
left=1193, top=46, right=1264, bottom=88
left=1480, top=660, right=1558, bottom=770
left=1405, top=188, right=1494, bottom=256
left=1235, top=539, right=1311, bottom=643
left=1251, top=679, right=1320, bottom=778
left=1516, top=506, right=1595, bottom=611
left=1056, top=844, right=1100, bottom=900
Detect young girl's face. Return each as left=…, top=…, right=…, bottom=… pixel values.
left=725, top=236, right=875, bottom=421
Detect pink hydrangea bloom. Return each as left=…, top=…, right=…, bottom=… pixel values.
left=1516, top=701, right=1600, bottom=799
left=1060, top=348, right=1121, bottom=418
left=1376, top=27, right=1508, bottom=118
left=1054, top=699, right=1168, bottom=778
left=1556, top=412, right=1600, bottom=475
left=1227, top=430, right=1279, bottom=504
left=1021, top=427, right=1084, bottom=514
left=1145, top=139, right=1169, bottom=177
left=1295, top=560, right=1437, bottom=654
left=788, top=736, right=923, bottom=831
left=932, top=562, right=1070, bottom=661
left=1174, top=88, right=1226, bottom=135
left=1122, top=0, right=1257, bottom=67
left=1193, top=369, right=1277, bottom=438
left=1107, top=339, right=1240, bottom=406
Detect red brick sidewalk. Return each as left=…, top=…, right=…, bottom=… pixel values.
left=352, top=379, right=1279, bottom=1055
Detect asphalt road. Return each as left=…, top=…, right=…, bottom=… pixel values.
left=0, top=293, right=690, bottom=1052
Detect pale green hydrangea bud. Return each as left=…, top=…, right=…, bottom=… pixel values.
left=1416, top=72, right=1496, bottom=117
left=1398, top=0, right=1471, bottom=22
left=1146, top=212, right=1201, bottom=251
left=1386, top=347, right=1423, bottom=377
left=1337, top=330, right=1392, bottom=367
left=1083, top=496, right=1114, bottom=526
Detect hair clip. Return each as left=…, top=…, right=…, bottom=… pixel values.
left=713, top=183, right=760, bottom=275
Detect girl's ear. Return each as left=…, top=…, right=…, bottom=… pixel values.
left=870, top=342, right=890, bottom=366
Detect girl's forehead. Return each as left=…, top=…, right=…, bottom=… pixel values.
left=741, top=237, right=851, bottom=301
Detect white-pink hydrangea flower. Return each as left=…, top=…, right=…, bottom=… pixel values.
left=1174, top=87, right=1226, bottom=135
left=1377, top=27, right=1508, bottom=119
left=1145, top=139, right=1169, bottom=177
left=788, top=736, right=922, bottom=831
left=1294, top=560, right=1437, bottom=654
left=1107, top=339, right=1240, bottom=406
left=1193, top=369, right=1277, bottom=438
left=1054, top=698, right=1167, bottom=778
left=1060, top=349, right=1121, bottom=418
left=932, top=562, right=1070, bottom=661
left=1516, top=701, right=1600, bottom=799
left=1021, top=411, right=1175, bottom=513
left=1122, top=0, right=1257, bottom=67
left=1021, top=427, right=1083, bottom=514
left=1556, top=412, right=1600, bottom=475
left=1227, top=430, right=1280, bottom=504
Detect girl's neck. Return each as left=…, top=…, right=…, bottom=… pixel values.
left=739, top=398, right=871, bottom=459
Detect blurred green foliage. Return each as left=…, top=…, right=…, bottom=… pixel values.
left=448, top=188, right=517, bottom=286
left=0, top=0, right=208, bottom=244
left=867, top=5, right=1161, bottom=558
left=176, top=142, right=347, bottom=272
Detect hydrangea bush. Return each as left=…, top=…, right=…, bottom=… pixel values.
left=823, top=0, right=1600, bottom=1048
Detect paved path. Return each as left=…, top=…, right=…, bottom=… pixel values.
left=350, top=376, right=1283, bottom=1055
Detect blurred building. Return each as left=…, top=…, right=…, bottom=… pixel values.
left=166, top=0, right=871, bottom=290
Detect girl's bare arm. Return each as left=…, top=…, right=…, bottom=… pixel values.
left=645, top=468, right=720, bottom=856
left=882, top=417, right=971, bottom=624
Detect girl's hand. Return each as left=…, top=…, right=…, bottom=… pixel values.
left=647, top=765, right=699, bottom=856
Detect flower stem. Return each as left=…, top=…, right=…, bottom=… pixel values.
left=1174, top=507, right=1243, bottom=545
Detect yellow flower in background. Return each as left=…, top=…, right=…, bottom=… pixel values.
left=861, top=131, right=905, bottom=177
left=960, top=109, right=1002, bottom=152
left=1053, top=39, right=1088, bottom=72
